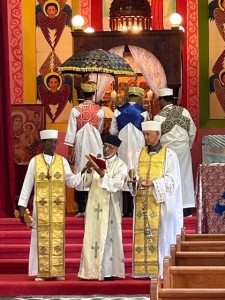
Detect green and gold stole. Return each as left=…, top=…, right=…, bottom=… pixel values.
left=35, top=154, right=65, bottom=278
left=133, top=146, right=166, bottom=276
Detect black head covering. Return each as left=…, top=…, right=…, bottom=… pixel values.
left=104, top=134, right=122, bottom=148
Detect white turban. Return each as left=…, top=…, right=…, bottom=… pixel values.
left=40, top=129, right=58, bottom=140
left=158, top=88, right=173, bottom=97
left=141, top=121, right=161, bottom=132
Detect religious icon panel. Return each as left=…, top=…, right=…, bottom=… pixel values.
left=11, top=104, right=45, bottom=165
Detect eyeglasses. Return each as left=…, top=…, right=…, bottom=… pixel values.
left=103, top=143, right=117, bottom=150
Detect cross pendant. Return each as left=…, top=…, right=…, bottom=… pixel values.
left=46, top=173, right=51, bottom=180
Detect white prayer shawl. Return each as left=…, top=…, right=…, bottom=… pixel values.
left=78, top=155, right=127, bottom=281
left=132, top=147, right=183, bottom=277
left=18, top=154, right=82, bottom=276
left=64, top=103, right=104, bottom=190
left=109, top=102, right=149, bottom=191
left=154, top=104, right=197, bottom=208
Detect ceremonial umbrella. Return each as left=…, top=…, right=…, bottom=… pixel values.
left=57, top=48, right=135, bottom=76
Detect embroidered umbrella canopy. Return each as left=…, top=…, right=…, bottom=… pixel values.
left=58, top=48, right=135, bottom=76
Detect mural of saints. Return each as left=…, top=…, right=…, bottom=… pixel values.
left=36, top=0, right=73, bottom=123
left=37, top=72, right=72, bottom=123
left=36, top=0, right=72, bottom=50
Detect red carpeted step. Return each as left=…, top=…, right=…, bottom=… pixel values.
left=0, top=216, right=196, bottom=296
left=0, top=274, right=151, bottom=297
left=0, top=229, right=133, bottom=244
left=183, top=216, right=196, bottom=231
left=0, top=243, right=133, bottom=259
left=0, top=257, right=133, bottom=274
left=0, top=217, right=134, bottom=231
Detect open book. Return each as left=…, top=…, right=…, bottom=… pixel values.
left=86, top=153, right=106, bottom=170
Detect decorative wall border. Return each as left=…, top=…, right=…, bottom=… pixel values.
left=187, top=0, right=199, bottom=127
left=8, top=0, right=23, bottom=104
left=80, top=0, right=91, bottom=27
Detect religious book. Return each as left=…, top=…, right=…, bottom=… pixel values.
left=86, top=153, right=106, bottom=170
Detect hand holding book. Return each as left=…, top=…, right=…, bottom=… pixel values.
left=85, top=154, right=106, bottom=178
left=85, top=153, right=106, bottom=170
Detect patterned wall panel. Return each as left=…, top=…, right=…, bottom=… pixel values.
left=8, top=0, right=23, bottom=104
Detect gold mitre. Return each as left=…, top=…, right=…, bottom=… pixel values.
left=81, top=81, right=97, bottom=92
left=128, top=86, right=144, bottom=97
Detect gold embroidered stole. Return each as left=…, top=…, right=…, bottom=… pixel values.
left=133, top=146, right=166, bottom=276
left=35, top=154, right=65, bottom=278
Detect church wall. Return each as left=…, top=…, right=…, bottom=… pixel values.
left=7, top=0, right=225, bottom=193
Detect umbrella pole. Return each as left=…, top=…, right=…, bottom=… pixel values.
left=95, top=73, right=98, bottom=103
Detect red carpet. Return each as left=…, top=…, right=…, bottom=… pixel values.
left=0, top=216, right=196, bottom=297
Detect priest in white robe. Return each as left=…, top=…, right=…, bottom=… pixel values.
left=78, top=135, right=127, bottom=281
left=64, top=81, right=105, bottom=215
left=128, top=121, right=183, bottom=278
left=109, top=86, right=150, bottom=216
left=154, top=88, right=196, bottom=216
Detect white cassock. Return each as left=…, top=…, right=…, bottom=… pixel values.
left=131, top=147, right=183, bottom=278
left=109, top=102, right=149, bottom=191
left=154, top=104, right=197, bottom=209
left=64, top=101, right=105, bottom=191
left=78, top=154, right=127, bottom=281
left=18, top=154, right=82, bottom=276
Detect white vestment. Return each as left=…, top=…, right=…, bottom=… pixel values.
left=18, top=154, right=82, bottom=276
left=109, top=102, right=149, bottom=191
left=64, top=101, right=104, bottom=190
left=78, top=155, right=127, bottom=281
left=132, top=147, right=183, bottom=277
left=154, top=104, right=197, bottom=208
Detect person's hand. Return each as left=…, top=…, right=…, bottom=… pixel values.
left=141, top=178, right=153, bottom=189
left=68, top=146, right=75, bottom=165
left=81, top=162, right=93, bottom=174
left=95, top=167, right=105, bottom=178
left=68, top=153, right=75, bottom=165
left=18, top=206, right=26, bottom=225
left=129, top=169, right=136, bottom=179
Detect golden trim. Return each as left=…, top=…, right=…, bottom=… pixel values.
left=58, top=66, right=135, bottom=76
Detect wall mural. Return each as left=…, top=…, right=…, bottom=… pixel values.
left=36, top=0, right=73, bottom=124
left=11, top=104, right=45, bottom=164
left=209, top=0, right=225, bottom=119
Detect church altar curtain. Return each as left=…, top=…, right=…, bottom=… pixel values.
left=128, top=45, right=167, bottom=96
left=88, top=73, right=114, bottom=102
left=108, top=45, right=167, bottom=96
left=88, top=46, right=125, bottom=102
left=151, top=0, right=164, bottom=30
left=0, top=1, right=16, bottom=217
left=109, top=46, right=125, bottom=57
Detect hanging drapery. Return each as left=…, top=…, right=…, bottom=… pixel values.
left=0, top=0, right=15, bottom=217
left=128, top=45, right=167, bottom=95
left=109, top=45, right=167, bottom=96
left=88, top=73, right=114, bottom=102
